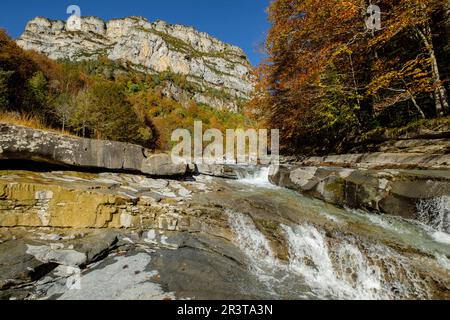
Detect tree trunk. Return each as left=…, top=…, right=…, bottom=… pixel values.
left=349, top=53, right=362, bottom=111
left=401, top=79, right=426, bottom=119
left=409, top=92, right=426, bottom=119
left=416, top=25, right=449, bottom=116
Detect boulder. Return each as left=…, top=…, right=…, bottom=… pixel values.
left=0, top=124, right=187, bottom=177
left=141, top=154, right=187, bottom=176
left=196, top=164, right=240, bottom=179
left=195, top=164, right=260, bottom=179
left=270, top=164, right=450, bottom=219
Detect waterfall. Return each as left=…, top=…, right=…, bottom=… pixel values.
left=235, top=166, right=274, bottom=188
left=281, top=224, right=383, bottom=299
left=416, top=196, right=450, bottom=234
left=225, top=210, right=429, bottom=300
left=224, top=210, right=284, bottom=296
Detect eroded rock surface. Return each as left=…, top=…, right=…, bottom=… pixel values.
left=0, top=124, right=186, bottom=177
left=269, top=164, right=450, bottom=220
left=0, top=167, right=449, bottom=300
left=298, top=152, right=450, bottom=170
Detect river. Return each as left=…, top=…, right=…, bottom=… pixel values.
left=4, top=167, right=448, bottom=300
left=213, top=167, right=450, bottom=299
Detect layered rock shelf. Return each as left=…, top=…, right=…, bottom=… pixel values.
left=0, top=124, right=186, bottom=177
left=1, top=124, right=449, bottom=300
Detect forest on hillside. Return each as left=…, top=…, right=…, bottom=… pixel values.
left=250, top=0, right=450, bottom=154
left=0, top=30, right=249, bottom=151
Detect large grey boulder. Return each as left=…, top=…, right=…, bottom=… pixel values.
left=141, top=154, right=186, bottom=177
left=270, top=164, right=450, bottom=219
left=0, top=124, right=186, bottom=177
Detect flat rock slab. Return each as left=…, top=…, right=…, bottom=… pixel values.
left=0, top=124, right=186, bottom=177
left=27, top=231, right=270, bottom=300
left=300, top=152, right=450, bottom=170
left=0, top=230, right=121, bottom=294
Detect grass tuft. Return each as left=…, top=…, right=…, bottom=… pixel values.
left=0, top=111, right=72, bottom=135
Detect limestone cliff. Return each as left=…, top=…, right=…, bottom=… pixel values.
left=17, top=16, right=255, bottom=111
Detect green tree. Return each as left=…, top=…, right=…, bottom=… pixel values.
left=72, top=79, right=154, bottom=147
left=52, top=93, right=75, bottom=132
left=28, top=71, right=48, bottom=106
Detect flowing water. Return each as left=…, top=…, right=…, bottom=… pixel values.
left=217, top=167, right=450, bottom=300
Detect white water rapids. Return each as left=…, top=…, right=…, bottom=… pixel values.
left=225, top=209, right=428, bottom=300
left=224, top=167, right=450, bottom=300
left=417, top=196, right=450, bottom=245
left=234, top=166, right=274, bottom=188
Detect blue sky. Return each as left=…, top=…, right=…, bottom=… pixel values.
left=0, top=0, right=272, bottom=65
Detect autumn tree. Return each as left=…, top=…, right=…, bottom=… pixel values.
left=257, top=0, right=368, bottom=152
left=0, top=29, right=38, bottom=112
left=367, top=0, right=449, bottom=117
left=0, top=70, right=13, bottom=108
left=254, top=0, right=450, bottom=154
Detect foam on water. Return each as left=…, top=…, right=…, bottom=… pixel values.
left=225, top=210, right=429, bottom=300
left=224, top=209, right=283, bottom=295
left=225, top=209, right=277, bottom=266
left=347, top=208, right=412, bottom=235
left=282, top=224, right=385, bottom=299
left=236, top=167, right=276, bottom=188
left=431, top=231, right=450, bottom=245
left=416, top=196, right=450, bottom=233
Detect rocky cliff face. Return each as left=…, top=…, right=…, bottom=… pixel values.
left=17, top=16, right=254, bottom=111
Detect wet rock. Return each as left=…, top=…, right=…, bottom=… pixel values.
left=196, top=164, right=239, bottom=179
left=270, top=165, right=450, bottom=219
left=148, top=247, right=269, bottom=300
left=196, top=164, right=259, bottom=179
